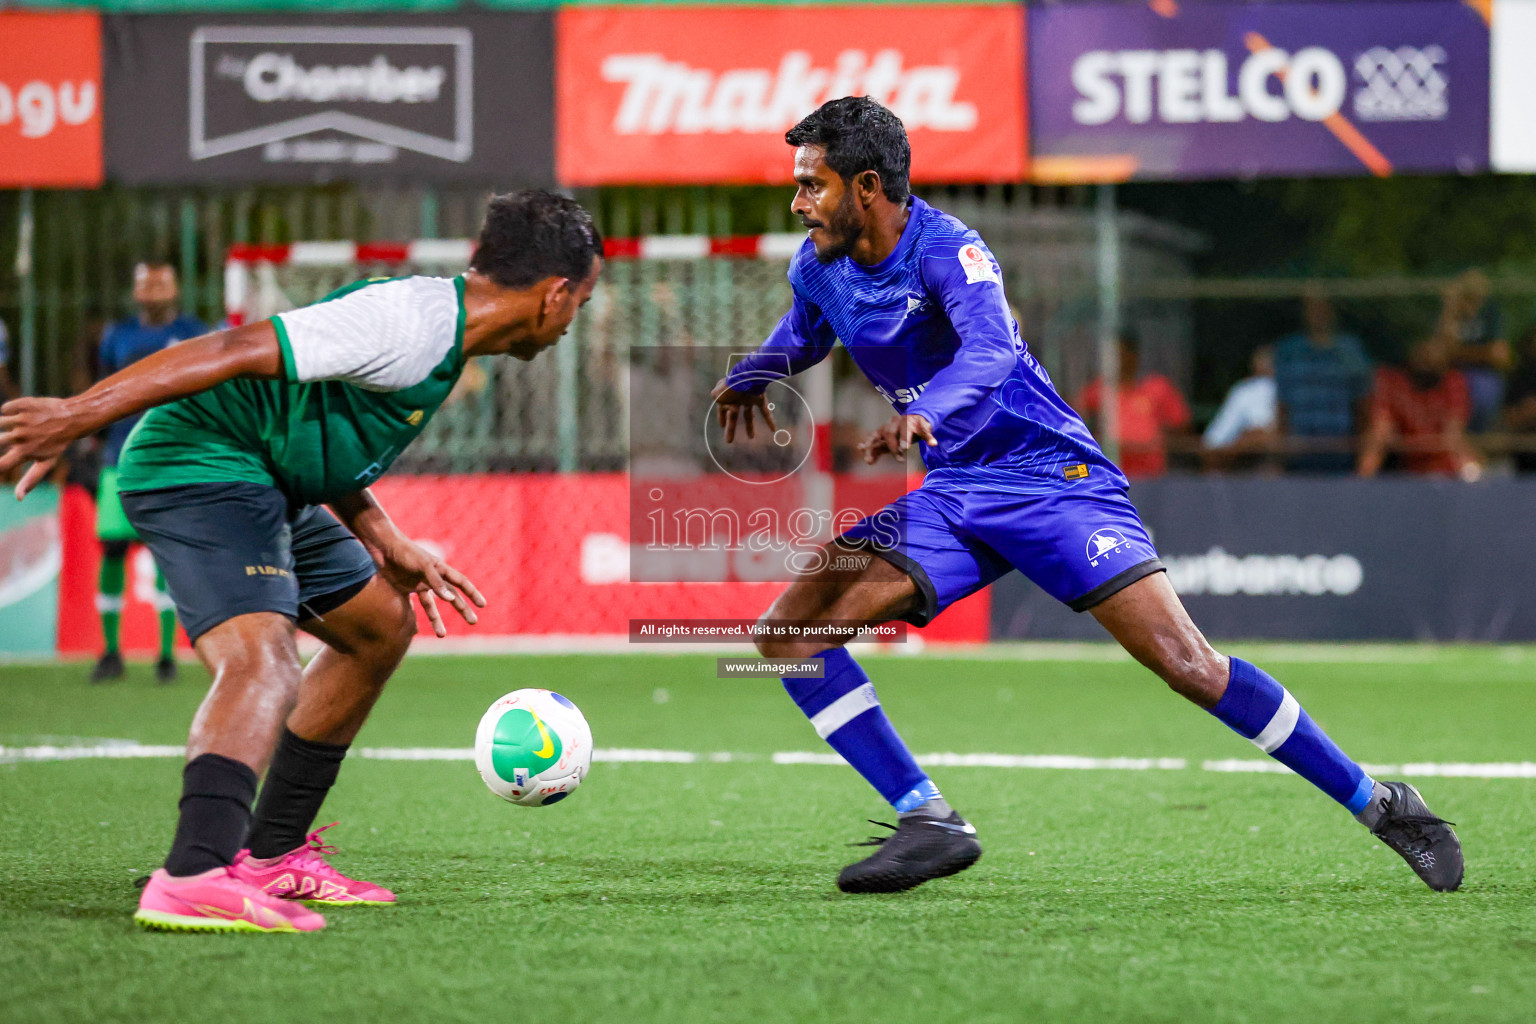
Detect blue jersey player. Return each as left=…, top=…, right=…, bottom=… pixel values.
left=712, top=98, right=1462, bottom=895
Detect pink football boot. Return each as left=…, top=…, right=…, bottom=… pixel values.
left=134, top=867, right=326, bottom=933
left=232, top=823, right=397, bottom=906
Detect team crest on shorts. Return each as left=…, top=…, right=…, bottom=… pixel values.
left=1086, top=529, right=1128, bottom=567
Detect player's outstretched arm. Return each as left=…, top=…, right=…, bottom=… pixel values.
left=856, top=413, right=938, bottom=464
left=710, top=378, right=778, bottom=443
left=329, top=489, right=487, bottom=638
left=0, top=321, right=282, bottom=499
left=711, top=291, right=836, bottom=444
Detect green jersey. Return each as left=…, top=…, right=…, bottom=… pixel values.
left=118, top=275, right=466, bottom=508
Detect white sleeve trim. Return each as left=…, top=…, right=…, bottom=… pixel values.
left=278, top=277, right=459, bottom=392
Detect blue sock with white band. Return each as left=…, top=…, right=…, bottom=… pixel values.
left=783, top=648, right=937, bottom=812
left=1212, top=657, right=1376, bottom=813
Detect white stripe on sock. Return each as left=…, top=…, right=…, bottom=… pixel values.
left=808, top=683, right=880, bottom=739
left=95, top=593, right=124, bottom=613
left=1250, top=689, right=1301, bottom=753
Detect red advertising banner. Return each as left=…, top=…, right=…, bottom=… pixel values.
left=0, top=12, right=103, bottom=188
left=369, top=474, right=989, bottom=644
left=556, top=4, right=1026, bottom=186
left=55, top=474, right=988, bottom=652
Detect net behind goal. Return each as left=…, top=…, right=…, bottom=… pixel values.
left=223, top=235, right=816, bottom=474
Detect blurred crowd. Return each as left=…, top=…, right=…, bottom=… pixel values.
left=1059, top=269, right=1536, bottom=480
left=9, top=266, right=1536, bottom=484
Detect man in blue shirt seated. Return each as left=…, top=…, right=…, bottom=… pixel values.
left=1201, top=344, right=1277, bottom=471
left=712, top=97, right=1459, bottom=896
left=92, top=261, right=208, bottom=684
left=1274, top=291, right=1372, bottom=473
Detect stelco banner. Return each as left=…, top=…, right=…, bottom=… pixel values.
left=1030, top=0, right=1489, bottom=181
left=556, top=4, right=1026, bottom=186
left=103, top=13, right=554, bottom=184
left=992, top=477, right=1536, bottom=642
left=0, top=12, right=103, bottom=188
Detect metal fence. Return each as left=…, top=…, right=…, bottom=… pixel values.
left=1, top=183, right=1204, bottom=471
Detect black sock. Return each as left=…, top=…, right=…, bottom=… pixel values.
left=163, top=753, right=258, bottom=877
left=246, top=728, right=350, bottom=859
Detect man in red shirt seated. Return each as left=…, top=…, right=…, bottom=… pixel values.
left=1074, top=333, right=1191, bottom=479
left=1358, top=337, right=1480, bottom=478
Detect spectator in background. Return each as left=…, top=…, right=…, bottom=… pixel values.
left=1274, top=290, right=1372, bottom=474
left=91, top=262, right=208, bottom=684
left=1358, top=337, right=1478, bottom=479
left=1201, top=344, right=1277, bottom=472
left=1438, top=269, right=1510, bottom=433
left=1500, top=325, right=1536, bottom=471
left=1074, top=332, right=1191, bottom=479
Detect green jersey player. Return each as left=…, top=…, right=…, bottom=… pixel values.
left=0, top=190, right=604, bottom=933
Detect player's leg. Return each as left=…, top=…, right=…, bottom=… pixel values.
left=238, top=508, right=405, bottom=905
left=120, top=483, right=327, bottom=932
left=153, top=564, right=179, bottom=684
left=93, top=540, right=129, bottom=681
left=1089, top=573, right=1463, bottom=891
left=92, top=465, right=135, bottom=681
left=761, top=490, right=1006, bottom=892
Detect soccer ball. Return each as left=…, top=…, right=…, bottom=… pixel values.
left=474, top=689, right=593, bottom=806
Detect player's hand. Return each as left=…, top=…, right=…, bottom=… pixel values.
left=0, top=396, right=82, bottom=500
left=856, top=414, right=937, bottom=464
left=710, top=377, right=777, bottom=443
left=373, top=536, right=487, bottom=638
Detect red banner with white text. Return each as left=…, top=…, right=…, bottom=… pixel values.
left=56, top=475, right=989, bottom=651
left=0, top=12, right=102, bottom=188
left=556, top=4, right=1026, bottom=186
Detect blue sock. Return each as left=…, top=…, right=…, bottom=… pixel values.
left=1211, top=657, right=1376, bottom=813
left=783, top=648, right=937, bottom=812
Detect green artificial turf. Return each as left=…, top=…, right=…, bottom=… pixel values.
left=2, top=647, right=1534, bottom=1023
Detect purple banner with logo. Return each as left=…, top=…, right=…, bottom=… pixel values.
left=1029, top=0, right=1489, bottom=182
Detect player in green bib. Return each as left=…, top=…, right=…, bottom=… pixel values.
left=0, top=191, right=603, bottom=934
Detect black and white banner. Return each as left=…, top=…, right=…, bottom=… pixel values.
left=104, top=13, right=553, bottom=184
left=992, top=477, right=1536, bottom=642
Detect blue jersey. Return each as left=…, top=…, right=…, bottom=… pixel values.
left=99, top=312, right=207, bottom=466
left=725, top=197, right=1116, bottom=481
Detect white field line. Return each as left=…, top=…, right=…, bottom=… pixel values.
left=285, top=635, right=1480, bottom=664
left=3, top=743, right=1535, bottom=778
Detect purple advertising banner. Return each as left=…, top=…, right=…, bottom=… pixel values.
left=1029, top=0, right=1490, bottom=182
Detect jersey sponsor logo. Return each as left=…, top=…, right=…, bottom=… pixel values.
left=873, top=381, right=928, bottom=406
left=244, top=564, right=290, bottom=577
left=958, top=244, right=999, bottom=285
left=1087, top=528, right=1129, bottom=567
left=406, top=409, right=424, bottom=426
left=1063, top=463, right=1090, bottom=481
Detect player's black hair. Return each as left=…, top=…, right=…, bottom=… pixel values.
left=785, top=97, right=911, bottom=205
left=471, top=190, right=603, bottom=290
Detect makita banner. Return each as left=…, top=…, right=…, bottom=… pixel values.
left=103, top=13, right=554, bottom=184
left=992, top=477, right=1536, bottom=642
left=1029, top=0, right=1489, bottom=181
left=556, top=4, right=1026, bottom=185
left=0, top=12, right=102, bottom=188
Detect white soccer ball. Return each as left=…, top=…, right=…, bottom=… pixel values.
left=474, top=688, right=593, bottom=806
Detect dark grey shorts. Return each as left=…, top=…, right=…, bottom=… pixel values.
left=120, top=482, right=376, bottom=643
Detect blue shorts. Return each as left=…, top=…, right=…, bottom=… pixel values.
left=840, top=464, right=1164, bottom=626
left=120, top=482, right=377, bottom=643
